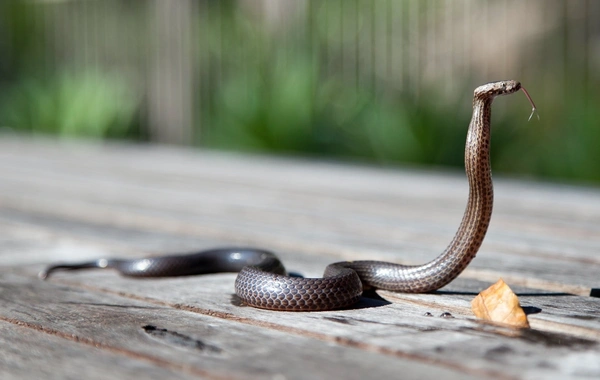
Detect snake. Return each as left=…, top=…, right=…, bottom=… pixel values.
left=40, top=80, right=536, bottom=312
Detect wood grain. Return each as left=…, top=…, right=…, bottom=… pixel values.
left=1, top=137, right=599, bottom=379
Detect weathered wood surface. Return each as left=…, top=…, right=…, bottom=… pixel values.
left=1, top=136, right=599, bottom=380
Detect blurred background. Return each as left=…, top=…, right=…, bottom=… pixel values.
left=0, top=0, right=598, bottom=184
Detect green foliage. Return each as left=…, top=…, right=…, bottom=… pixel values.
left=0, top=71, right=140, bottom=139
left=202, top=47, right=504, bottom=172
left=494, top=88, right=600, bottom=183
left=0, top=0, right=598, bottom=185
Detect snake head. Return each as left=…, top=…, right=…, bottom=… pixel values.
left=474, top=80, right=522, bottom=100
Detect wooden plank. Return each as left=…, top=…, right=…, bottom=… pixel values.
left=1, top=145, right=599, bottom=272
left=0, top=180, right=598, bottom=293
left=0, top=204, right=596, bottom=301
left=5, top=266, right=599, bottom=380
left=1, top=139, right=599, bottom=250
left=1, top=138, right=600, bottom=379
left=0, top=321, right=200, bottom=380
left=1, top=272, right=483, bottom=380
left=2, top=223, right=599, bottom=378
left=1, top=216, right=598, bottom=378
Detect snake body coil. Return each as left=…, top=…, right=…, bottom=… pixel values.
left=41, top=81, right=529, bottom=311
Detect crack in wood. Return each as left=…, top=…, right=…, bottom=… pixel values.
left=142, top=325, right=223, bottom=354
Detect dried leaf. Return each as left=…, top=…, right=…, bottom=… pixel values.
left=471, top=279, right=530, bottom=328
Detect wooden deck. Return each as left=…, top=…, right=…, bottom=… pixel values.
left=1, top=137, right=599, bottom=380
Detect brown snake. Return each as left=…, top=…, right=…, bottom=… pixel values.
left=41, top=80, right=536, bottom=311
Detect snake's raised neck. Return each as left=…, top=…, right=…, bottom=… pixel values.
left=343, top=80, right=527, bottom=294
left=418, top=80, right=524, bottom=290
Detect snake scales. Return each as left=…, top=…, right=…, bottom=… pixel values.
left=40, top=80, right=536, bottom=311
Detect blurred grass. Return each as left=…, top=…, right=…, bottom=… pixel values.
left=0, top=71, right=140, bottom=139
left=198, top=3, right=600, bottom=184
left=0, top=0, right=598, bottom=185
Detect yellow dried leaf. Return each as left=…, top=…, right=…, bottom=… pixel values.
left=471, top=278, right=530, bottom=328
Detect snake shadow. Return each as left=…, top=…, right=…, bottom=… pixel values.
left=231, top=284, right=590, bottom=312
left=434, top=290, right=576, bottom=297
left=434, top=289, right=588, bottom=316
left=353, top=290, right=393, bottom=309
left=230, top=290, right=391, bottom=310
